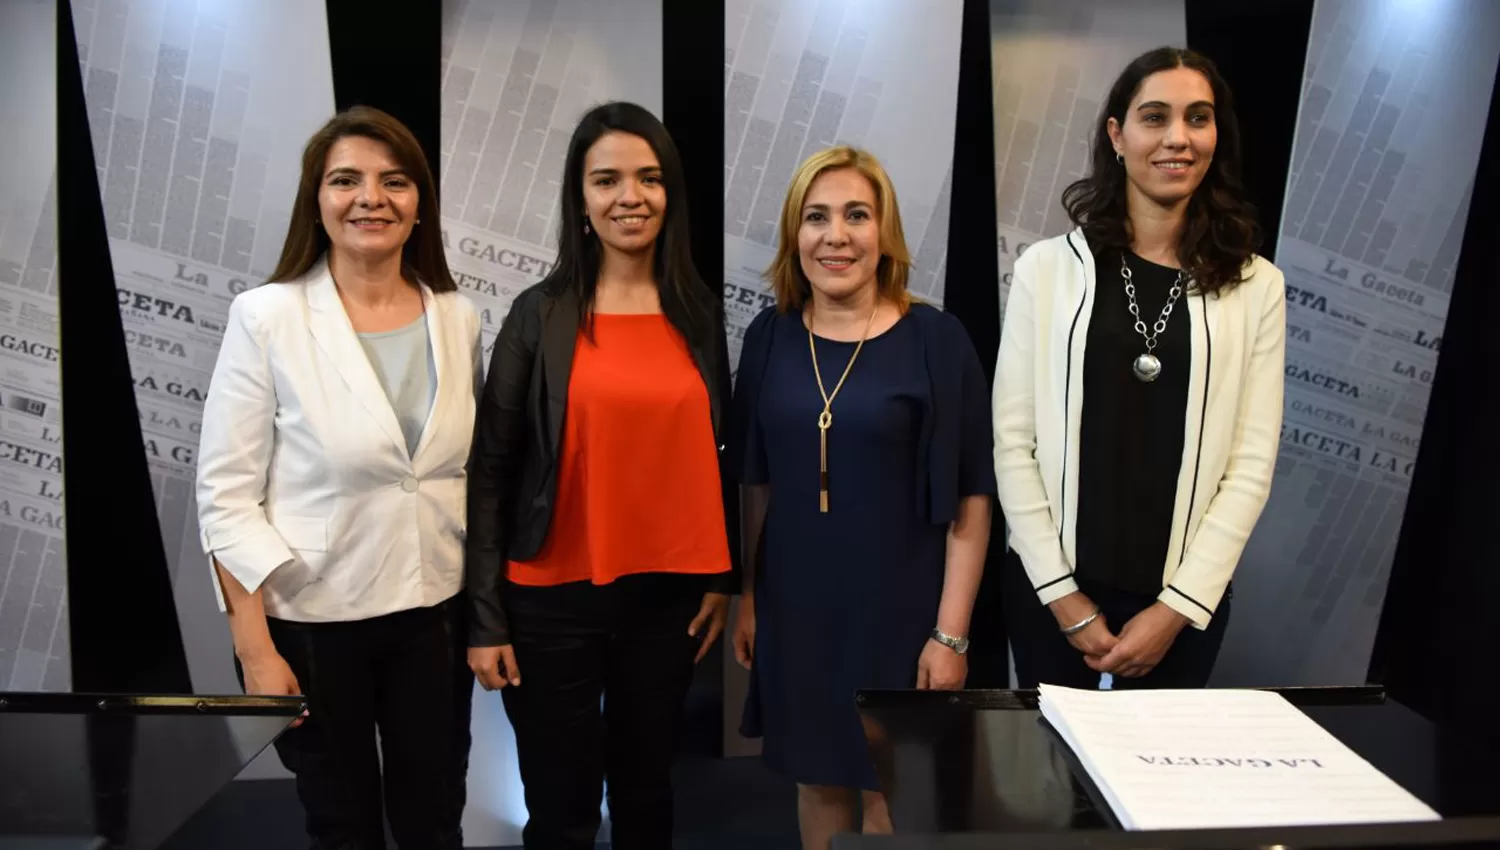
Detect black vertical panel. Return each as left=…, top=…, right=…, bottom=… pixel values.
left=323, top=0, right=443, bottom=187
left=59, top=0, right=191, bottom=693
left=947, top=0, right=1008, bottom=690
left=1184, top=0, right=1314, bottom=262
left=1369, top=80, right=1500, bottom=759
left=944, top=0, right=1001, bottom=380
left=662, top=0, right=729, bottom=758
left=662, top=0, right=726, bottom=304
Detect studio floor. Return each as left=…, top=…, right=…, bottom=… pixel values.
left=161, top=666, right=801, bottom=850
left=162, top=753, right=801, bottom=850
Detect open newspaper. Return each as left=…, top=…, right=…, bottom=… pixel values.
left=1037, top=684, right=1441, bottom=831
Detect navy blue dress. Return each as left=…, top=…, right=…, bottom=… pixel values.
left=729, top=303, right=996, bottom=790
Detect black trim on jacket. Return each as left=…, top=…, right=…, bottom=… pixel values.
left=465, top=281, right=741, bottom=647
left=1042, top=232, right=1211, bottom=598
left=1058, top=232, right=1089, bottom=579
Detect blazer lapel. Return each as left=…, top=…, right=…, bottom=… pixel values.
left=540, top=287, right=579, bottom=453
left=304, top=263, right=409, bottom=460
left=410, top=284, right=447, bottom=464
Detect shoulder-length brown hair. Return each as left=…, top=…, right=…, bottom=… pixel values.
left=267, top=105, right=455, bottom=292
left=1062, top=47, right=1261, bottom=296
left=765, top=146, right=913, bottom=313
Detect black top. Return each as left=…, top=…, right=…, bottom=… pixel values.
left=1075, top=249, right=1191, bottom=597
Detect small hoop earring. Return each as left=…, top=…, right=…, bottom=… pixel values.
left=1116, top=153, right=1124, bottom=165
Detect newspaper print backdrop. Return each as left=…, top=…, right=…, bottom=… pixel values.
left=724, top=0, right=964, bottom=371
left=439, top=0, right=661, bottom=843
left=440, top=0, right=662, bottom=362
left=989, top=0, right=1187, bottom=317
left=0, top=0, right=66, bottom=692
left=70, top=0, right=336, bottom=697
left=1214, top=0, right=1500, bottom=686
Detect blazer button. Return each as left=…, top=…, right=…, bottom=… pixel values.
left=401, top=476, right=419, bottom=493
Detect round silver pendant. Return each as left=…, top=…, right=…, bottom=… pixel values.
left=1132, top=353, right=1162, bottom=382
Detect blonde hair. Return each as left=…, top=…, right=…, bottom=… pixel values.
left=764, top=146, right=913, bottom=313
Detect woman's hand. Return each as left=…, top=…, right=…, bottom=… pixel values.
left=732, top=594, right=756, bottom=669
left=1087, top=603, right=1188, bottom=679
left=1048, top=591, right=1119, bottom=659
left=240, top=650, right=307, bottom=727
left=219, top=563, right=306, bottom=726
left=917, top=639, right=967, bottom=690
left=469, top=645, right=522, bottom=690
left=1067, top=617, right=1119, bottom=659
left=688, top=592, right=730, bottom=663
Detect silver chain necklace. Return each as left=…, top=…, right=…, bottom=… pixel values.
left=1121, top=253, right=1185, bottom=383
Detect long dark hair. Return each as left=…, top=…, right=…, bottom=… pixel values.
left=268, top=106, right=454, bottom=292
left=547, top=101, right=713, bottom=344
left=1062, top=47, right=1260, bottom=295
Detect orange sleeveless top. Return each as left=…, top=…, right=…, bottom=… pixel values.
left=507, top=313, right=731, bottom=587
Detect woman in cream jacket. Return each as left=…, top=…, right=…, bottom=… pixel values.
left=994, top=47, right=1285, bottom=689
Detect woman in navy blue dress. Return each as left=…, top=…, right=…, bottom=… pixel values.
left=728, top=146, right=996, bottom=849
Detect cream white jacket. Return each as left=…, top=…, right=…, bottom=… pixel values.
left=993, top=229, right=1286, bottom=628
left=195, top=260, right=482, bottom=622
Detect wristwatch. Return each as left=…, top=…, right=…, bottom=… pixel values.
left=929, top=628, right=970, bottom=655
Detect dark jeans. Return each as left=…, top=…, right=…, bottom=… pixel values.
left=247, top=594, right=473, bottom=850
left=501, top=573, right=708, bottom=850
left=1002, top=550, right=1231, bottom=689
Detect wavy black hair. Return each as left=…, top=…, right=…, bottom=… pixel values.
left=546, top=101, right=714, bottom=346
left=1062, top=47, right=1261, bottom=295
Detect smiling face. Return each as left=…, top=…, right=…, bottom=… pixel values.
left=797, top=166, right=881, bottom=303
left=1108, top=65, right=1218, bottom=209
left=582, top=131, right=665, bottom=256
left=317, top=135, right=419, bottom=263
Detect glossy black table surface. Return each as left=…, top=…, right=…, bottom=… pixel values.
left=0, top=692, right=304, bottom=850
left=842, top=687, right=1500, bottom=849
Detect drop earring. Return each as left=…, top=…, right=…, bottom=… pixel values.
left=583, top=215, right=591, bottom=235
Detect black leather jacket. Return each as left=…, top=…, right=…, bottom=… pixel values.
left=465, top=280, right=741, bottom=646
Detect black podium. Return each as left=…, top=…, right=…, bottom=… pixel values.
left=0, top=692, right=304, bottom=850
left=842, top=687, right=1500, bottom=849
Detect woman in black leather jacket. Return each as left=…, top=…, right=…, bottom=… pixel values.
left=464, top=101, right=739, bottom=850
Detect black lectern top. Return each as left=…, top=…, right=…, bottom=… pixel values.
left=844, top=687, right=1500, bottom=850
left=0, top=692, right=303, bottom=850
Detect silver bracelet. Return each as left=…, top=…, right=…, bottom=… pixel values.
left=1060, top=608, right=1100, bottom=636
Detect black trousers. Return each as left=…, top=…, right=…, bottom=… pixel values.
left=1002, top=551, right=1231, bottom=689
left=253, top=594, right=474, bottom=850
left=500, top=573, right=707, bottom=850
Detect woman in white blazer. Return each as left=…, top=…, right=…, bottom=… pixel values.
left=994, top=47, right=1285, bottom=689
left=195, top=106, right=481, bottom=849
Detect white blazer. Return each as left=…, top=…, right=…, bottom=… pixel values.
left=195, top=259, right=483, bottom=622
left=993, top=229, right=1286, bottom=629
